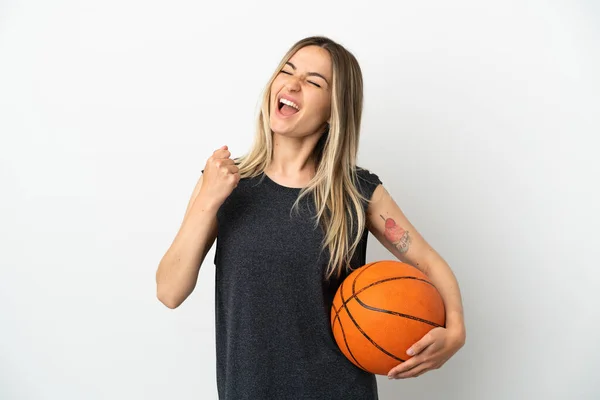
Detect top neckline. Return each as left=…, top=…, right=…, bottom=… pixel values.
left=261, top=172, right=304, bottom=191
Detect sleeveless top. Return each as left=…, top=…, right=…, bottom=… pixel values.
left=212, top=167, right=382, bottom=400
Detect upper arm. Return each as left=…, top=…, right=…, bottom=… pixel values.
left=366, top=184, right=439, bottom=274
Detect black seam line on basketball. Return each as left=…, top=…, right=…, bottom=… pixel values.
left=346, top=261, right=439, bottom=308
left=337, top=276, right=436, bottom=310
left=353, top=297, right=444, bottom=328
left=335, top=278, right=369, bottom=371
left=341, top=271, right=407, bottom=364
left=332, top=261, right=392, bottom=370
left=336, top=261, right=436, bottom=307
left=348, top=265, right=407, bottom=363
left=331, top=261, right=383, bottom=326
left=334, top=276, right=437, bottom=317
left=350, top=264, right=443, bottom=328
left=332, top=260, right=384, bottom=327
left=332, top=302, right=369, bottom=373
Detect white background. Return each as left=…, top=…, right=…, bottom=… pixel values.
left=1, top=0, right=599, bottom=399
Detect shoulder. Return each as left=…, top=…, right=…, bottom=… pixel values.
left=350, top=166, right=384, bottom=215
left=355, top=166, right=382, bottom=183
left=353, top=166, right=383, bottom=196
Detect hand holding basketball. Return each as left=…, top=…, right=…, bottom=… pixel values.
left=200, top=145, right=241, bottom=207
left=387, top=325, right=465, bottom=379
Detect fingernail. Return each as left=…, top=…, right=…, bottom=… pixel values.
left=388, top=375, right=393, bottom=379
left=407, top=349, right=414, bottom=356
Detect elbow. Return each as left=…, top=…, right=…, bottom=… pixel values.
left=158, top=296, right=181, bottom=309
left=156, top=285, right=183, bottom=309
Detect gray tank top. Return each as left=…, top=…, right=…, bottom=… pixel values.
left=213, top=167, right=382, bottom=399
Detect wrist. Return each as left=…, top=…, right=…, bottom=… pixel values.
left=194, top=193, right=222, bottom=214
left=446, top=313, right=466, bottom=343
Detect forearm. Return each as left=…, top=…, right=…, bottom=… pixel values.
left=423, top=254, right=465, bottom=335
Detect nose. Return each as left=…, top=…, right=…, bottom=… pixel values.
left=285, top=76, right=301, bottom=92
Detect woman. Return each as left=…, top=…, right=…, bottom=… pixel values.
left=156, top=36, right=466, bottom=399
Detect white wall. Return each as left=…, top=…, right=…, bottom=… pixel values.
left=1, top=0, right=598, bottom=399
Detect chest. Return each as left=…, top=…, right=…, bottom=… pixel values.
left=216, top=186, right=328, bottom=278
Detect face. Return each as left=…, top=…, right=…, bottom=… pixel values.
left=269, top=45, right=333, bottom=138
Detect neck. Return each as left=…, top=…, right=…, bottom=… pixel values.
left=269, top=133, right=321, bottom=173
left=265, top=131, right=324, bottom=186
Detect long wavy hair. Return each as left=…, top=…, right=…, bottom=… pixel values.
left=235, top=36, right=369, bottom=281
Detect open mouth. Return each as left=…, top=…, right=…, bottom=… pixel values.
left=278, top=97, right=300, bottom=116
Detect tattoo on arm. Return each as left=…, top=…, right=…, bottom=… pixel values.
left=380, top=214, right=411, bottom=253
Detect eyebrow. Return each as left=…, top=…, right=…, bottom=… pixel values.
left=285, top=62, right=329, bottom=85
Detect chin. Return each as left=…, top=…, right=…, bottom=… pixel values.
left=269, top=118, right=294, bottom=136
left=271, top=127, right=296, bottom=137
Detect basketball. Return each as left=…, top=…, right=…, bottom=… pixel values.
left=330, top=260, right=446, bottom=375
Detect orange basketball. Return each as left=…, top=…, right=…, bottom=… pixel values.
left=330, top=260, right=446, bottom=375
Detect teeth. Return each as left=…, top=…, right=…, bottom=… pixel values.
left=280, top=98, right=300, bottom=110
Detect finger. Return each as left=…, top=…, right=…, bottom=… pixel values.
left=225, top=164, right=239, bottom=174
left=415, top=363, right=444, bottom=378
left=213, top=148, right=231, bottom=159
left=227, top=170, right=241, bottom=186
left=388, top=358, right=419, bottom=377
left=215, top=158, right=235, bottom=168
left=408, top=366, right=430, bottom=379
left=394, top=364, right=429, bottom=380
left=406, top=334, right=435, bottom=356
left=215, top=151, right=232, bottom=160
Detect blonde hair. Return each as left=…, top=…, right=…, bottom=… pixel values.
left=236, top=36, right=370, bottom=281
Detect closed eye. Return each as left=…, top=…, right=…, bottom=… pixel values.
left=280, top=69, right=322, bottom=88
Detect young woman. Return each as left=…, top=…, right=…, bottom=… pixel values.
left=156, top=36, right=466, bottom=400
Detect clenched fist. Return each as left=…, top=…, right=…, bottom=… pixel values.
left=200, top=145, right=241, bottom=207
